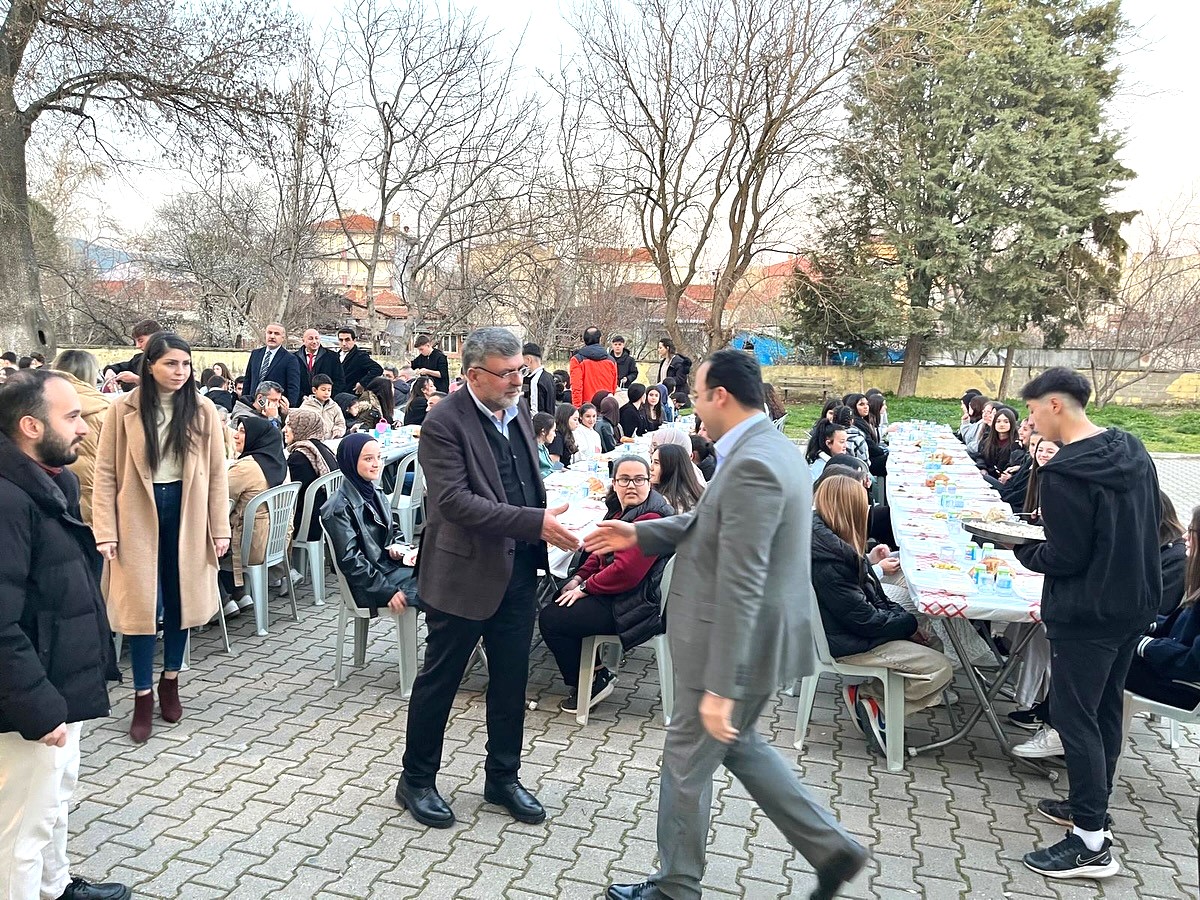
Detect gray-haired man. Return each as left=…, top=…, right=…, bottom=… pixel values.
left=397, top=328, right=579, bottom=829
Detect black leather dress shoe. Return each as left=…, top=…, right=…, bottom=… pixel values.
left=482, top=779, right=546, bottom=824
left=606, top=882, right=666, bottom=900
left=810, top=845, right=870, bottom=900
left=395, top=777, right=455, bottom=828
left=57, top=877, right=132, bottom=900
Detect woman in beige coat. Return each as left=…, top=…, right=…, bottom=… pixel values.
left=219, top=416, right=287, bottom=615
left=92, top=333, right=231, bottom=743
left=51, top=350, right=111, bottom=525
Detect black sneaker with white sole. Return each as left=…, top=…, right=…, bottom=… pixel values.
left=1008, top=701, right=1049, bottom=731
left=1024, top=832, right=1118, bottom=879
left=559, top=668, right=617, bottom=714
left=1037, top=800, right=1114, bottom=838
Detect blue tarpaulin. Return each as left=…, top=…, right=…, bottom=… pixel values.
left=731, top=332, right=795, bottom=365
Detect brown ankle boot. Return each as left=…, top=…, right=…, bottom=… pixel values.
left=158, top=675, right=183, bottom=723
left=130, top=692, right=154, bottom=743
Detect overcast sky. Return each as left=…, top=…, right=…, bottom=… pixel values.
left=71, top=0, right=1199, bottom=245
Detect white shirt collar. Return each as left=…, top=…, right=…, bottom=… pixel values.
left=714, top=412, right=767, bottom=471
left=467, top=385, right=520, bottom=434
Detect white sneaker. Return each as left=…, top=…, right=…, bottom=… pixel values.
left=1013, top=726, right=1064, bottom=758
left=222, top=599, right=240, bottom=618
left=236, top=594, right=255, bottom=611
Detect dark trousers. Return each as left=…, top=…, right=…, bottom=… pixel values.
left=539, top=595, right=618, bottom=687
left=1124, top=656, right=1200, bottom=709
left=401, top=556, right=538, bottom=788
left=129, top=482, right=188, bottom=691
left=1049, top=635, right=1138, bottom=832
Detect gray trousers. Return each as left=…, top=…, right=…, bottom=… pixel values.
left=654, top=686, right=860, bottom=899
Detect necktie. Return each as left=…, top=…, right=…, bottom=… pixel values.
left=307, top=352, right=314, bottom=372
left=260, top=349, right=274, bottom=378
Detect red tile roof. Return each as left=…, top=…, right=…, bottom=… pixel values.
left=344, top=287, right=407, bottom=319
left=315, top=214, right=386, bottom=235
left=586, top=247, right=655, bottom=265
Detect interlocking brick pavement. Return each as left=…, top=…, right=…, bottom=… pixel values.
left=69, top=574, right=1199, bottom=899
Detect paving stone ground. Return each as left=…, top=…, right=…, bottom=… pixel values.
left=70, top=563, right=1198, bottom=900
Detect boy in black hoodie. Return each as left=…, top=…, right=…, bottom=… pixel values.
left=1014, top=367, right=1161, bottom=881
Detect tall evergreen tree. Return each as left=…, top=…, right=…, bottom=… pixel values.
left=801, top=0, right=1132, bottom=394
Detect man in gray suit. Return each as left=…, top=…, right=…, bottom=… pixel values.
left=586, top=350, right=867, bottom=900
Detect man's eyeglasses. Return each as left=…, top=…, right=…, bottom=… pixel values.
left=689, top=387, right=715, bottom=402
left=614, top=475, right=650, bottom=487
left=472, top=364, right=530, bottom=381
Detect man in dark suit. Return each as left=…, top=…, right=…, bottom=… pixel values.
left=521, top=342, right=556, bottom=417
left=587, top=350, right=868, bottom=900
left=295, top=328, right=345, bottom=397
left=243, top=323, right=303, bottom=407
left=397, top=327, right=579, bottom=829
left=337, top=326, right=384, bottom=393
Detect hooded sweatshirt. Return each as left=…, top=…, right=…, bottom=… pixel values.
left=569, top=344, right=618, bottom=408
left=1014, top=428, right=1161, bottom=640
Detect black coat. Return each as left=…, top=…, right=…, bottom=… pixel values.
left=1159, top=539, right=1188, bottom=617
left=340, top=345, right=384, bottom=393
left=0, top=434, right=118, bottom=739
left=320, top=482, right=419, bottom=613
left=287, top=443, right=340, bottom=541
left=412, top=348, right=450, bottom=393
left=610, top=350, right=639, bottom=388
left=523, top=368, right=557, bottom=417
left=403, top=396, right=428, bottom=426
left=619, top=403, right=646, bottom=439
left=243, top=345, right=304, bottom=407
left=294, top=347, right=346, bottom=397
left=811, top=514, right=916, bottom=658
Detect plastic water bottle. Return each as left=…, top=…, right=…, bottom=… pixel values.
left=935, top=483, right=947, bottom=507
left=995, top=568, right=1014, bottom=595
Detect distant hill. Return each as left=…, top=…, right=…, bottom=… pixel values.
left=68, top=238, right=130, bottom=273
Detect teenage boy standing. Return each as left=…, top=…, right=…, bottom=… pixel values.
left=1015, top=367, right=1161, bottom=880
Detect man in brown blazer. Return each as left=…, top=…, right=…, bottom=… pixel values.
left=397, top=327, right=579, bottom=828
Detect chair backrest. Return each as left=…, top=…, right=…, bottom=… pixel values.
left=807, top=586, right=837, bottom=666
left=658, top=557, right=677, bottom=614
left=321, top=524, right=359, bottom=613
left=297, top=470, right=345, bottom=545
left=241, top=482, right=302, bottom=568
left=389, top=449, right=419, bottom=508
left=773, top=414, right=788, bottom=432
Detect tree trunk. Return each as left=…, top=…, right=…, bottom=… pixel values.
left=997, top=343, right=1016, bottom=400
left=897, top=332, right=923, bottom=396
left=0, top=113, right=55, bottom=359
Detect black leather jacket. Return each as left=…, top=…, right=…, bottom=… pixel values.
left=320, top=482, right=419, bottom=613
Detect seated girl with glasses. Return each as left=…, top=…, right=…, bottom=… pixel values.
left=538, top=456, right=676, bottom=715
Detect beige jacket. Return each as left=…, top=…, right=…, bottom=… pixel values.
left=92, top=390, right=231, bottom=634
left=299, top=395, right=346, bottom=439
left=57, top=372, right=111, bottom=525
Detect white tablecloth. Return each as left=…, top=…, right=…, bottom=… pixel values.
left=890, top=424, right=1043, bottom=624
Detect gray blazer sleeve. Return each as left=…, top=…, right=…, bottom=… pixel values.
left=702, top=456, right=784, bottom=699
left=635, top=510, right=696, bottom=556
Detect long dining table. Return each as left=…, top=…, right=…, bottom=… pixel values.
left=887, top=422, right=1054, bottom=775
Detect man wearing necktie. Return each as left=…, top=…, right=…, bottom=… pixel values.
left=242, top=323, right=302, bottom=407
left=294, top=328, right=345, bottom=397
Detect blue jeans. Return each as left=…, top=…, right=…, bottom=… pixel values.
left=129, top=482, right=188, bottom=691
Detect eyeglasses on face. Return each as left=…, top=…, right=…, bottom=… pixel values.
left=472, top=364, right=530, bottom=381
left=614, top=475, right=650, bottom=487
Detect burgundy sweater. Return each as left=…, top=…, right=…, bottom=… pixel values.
left=577, top=512, right=663, bottom=595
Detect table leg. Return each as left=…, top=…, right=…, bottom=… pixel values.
left=909, top=620, right=1050, bottom=778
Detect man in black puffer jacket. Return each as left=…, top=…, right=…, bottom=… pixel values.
left=0, top=370, right=128, bottom=900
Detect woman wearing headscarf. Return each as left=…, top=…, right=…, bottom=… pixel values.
left=320, top=434, right=417, bottom=614
left=596, top=395, right=622, bottom=452
left=285, top=408, right=339, bottom=542
left=220, top=416, right=287, bottom=614
left=589, top=390, right=613, bottom=410
left=649, top=426, right=708, bottom=486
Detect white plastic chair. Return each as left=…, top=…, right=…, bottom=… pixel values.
left=323, top=528, right=419, bottom=697
left=793, top=596, right=909, bottom=772
left=240, top=482, right=302, bottom=637
left=390, top=450, right=426, bottom=544
left=574, top=558, right=676, bottom=727
left=772, top=414, right=789, bottom=432
left=293, top=471, right=345, bottom=608
left=1123, top=683, right=1200, bottom=751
